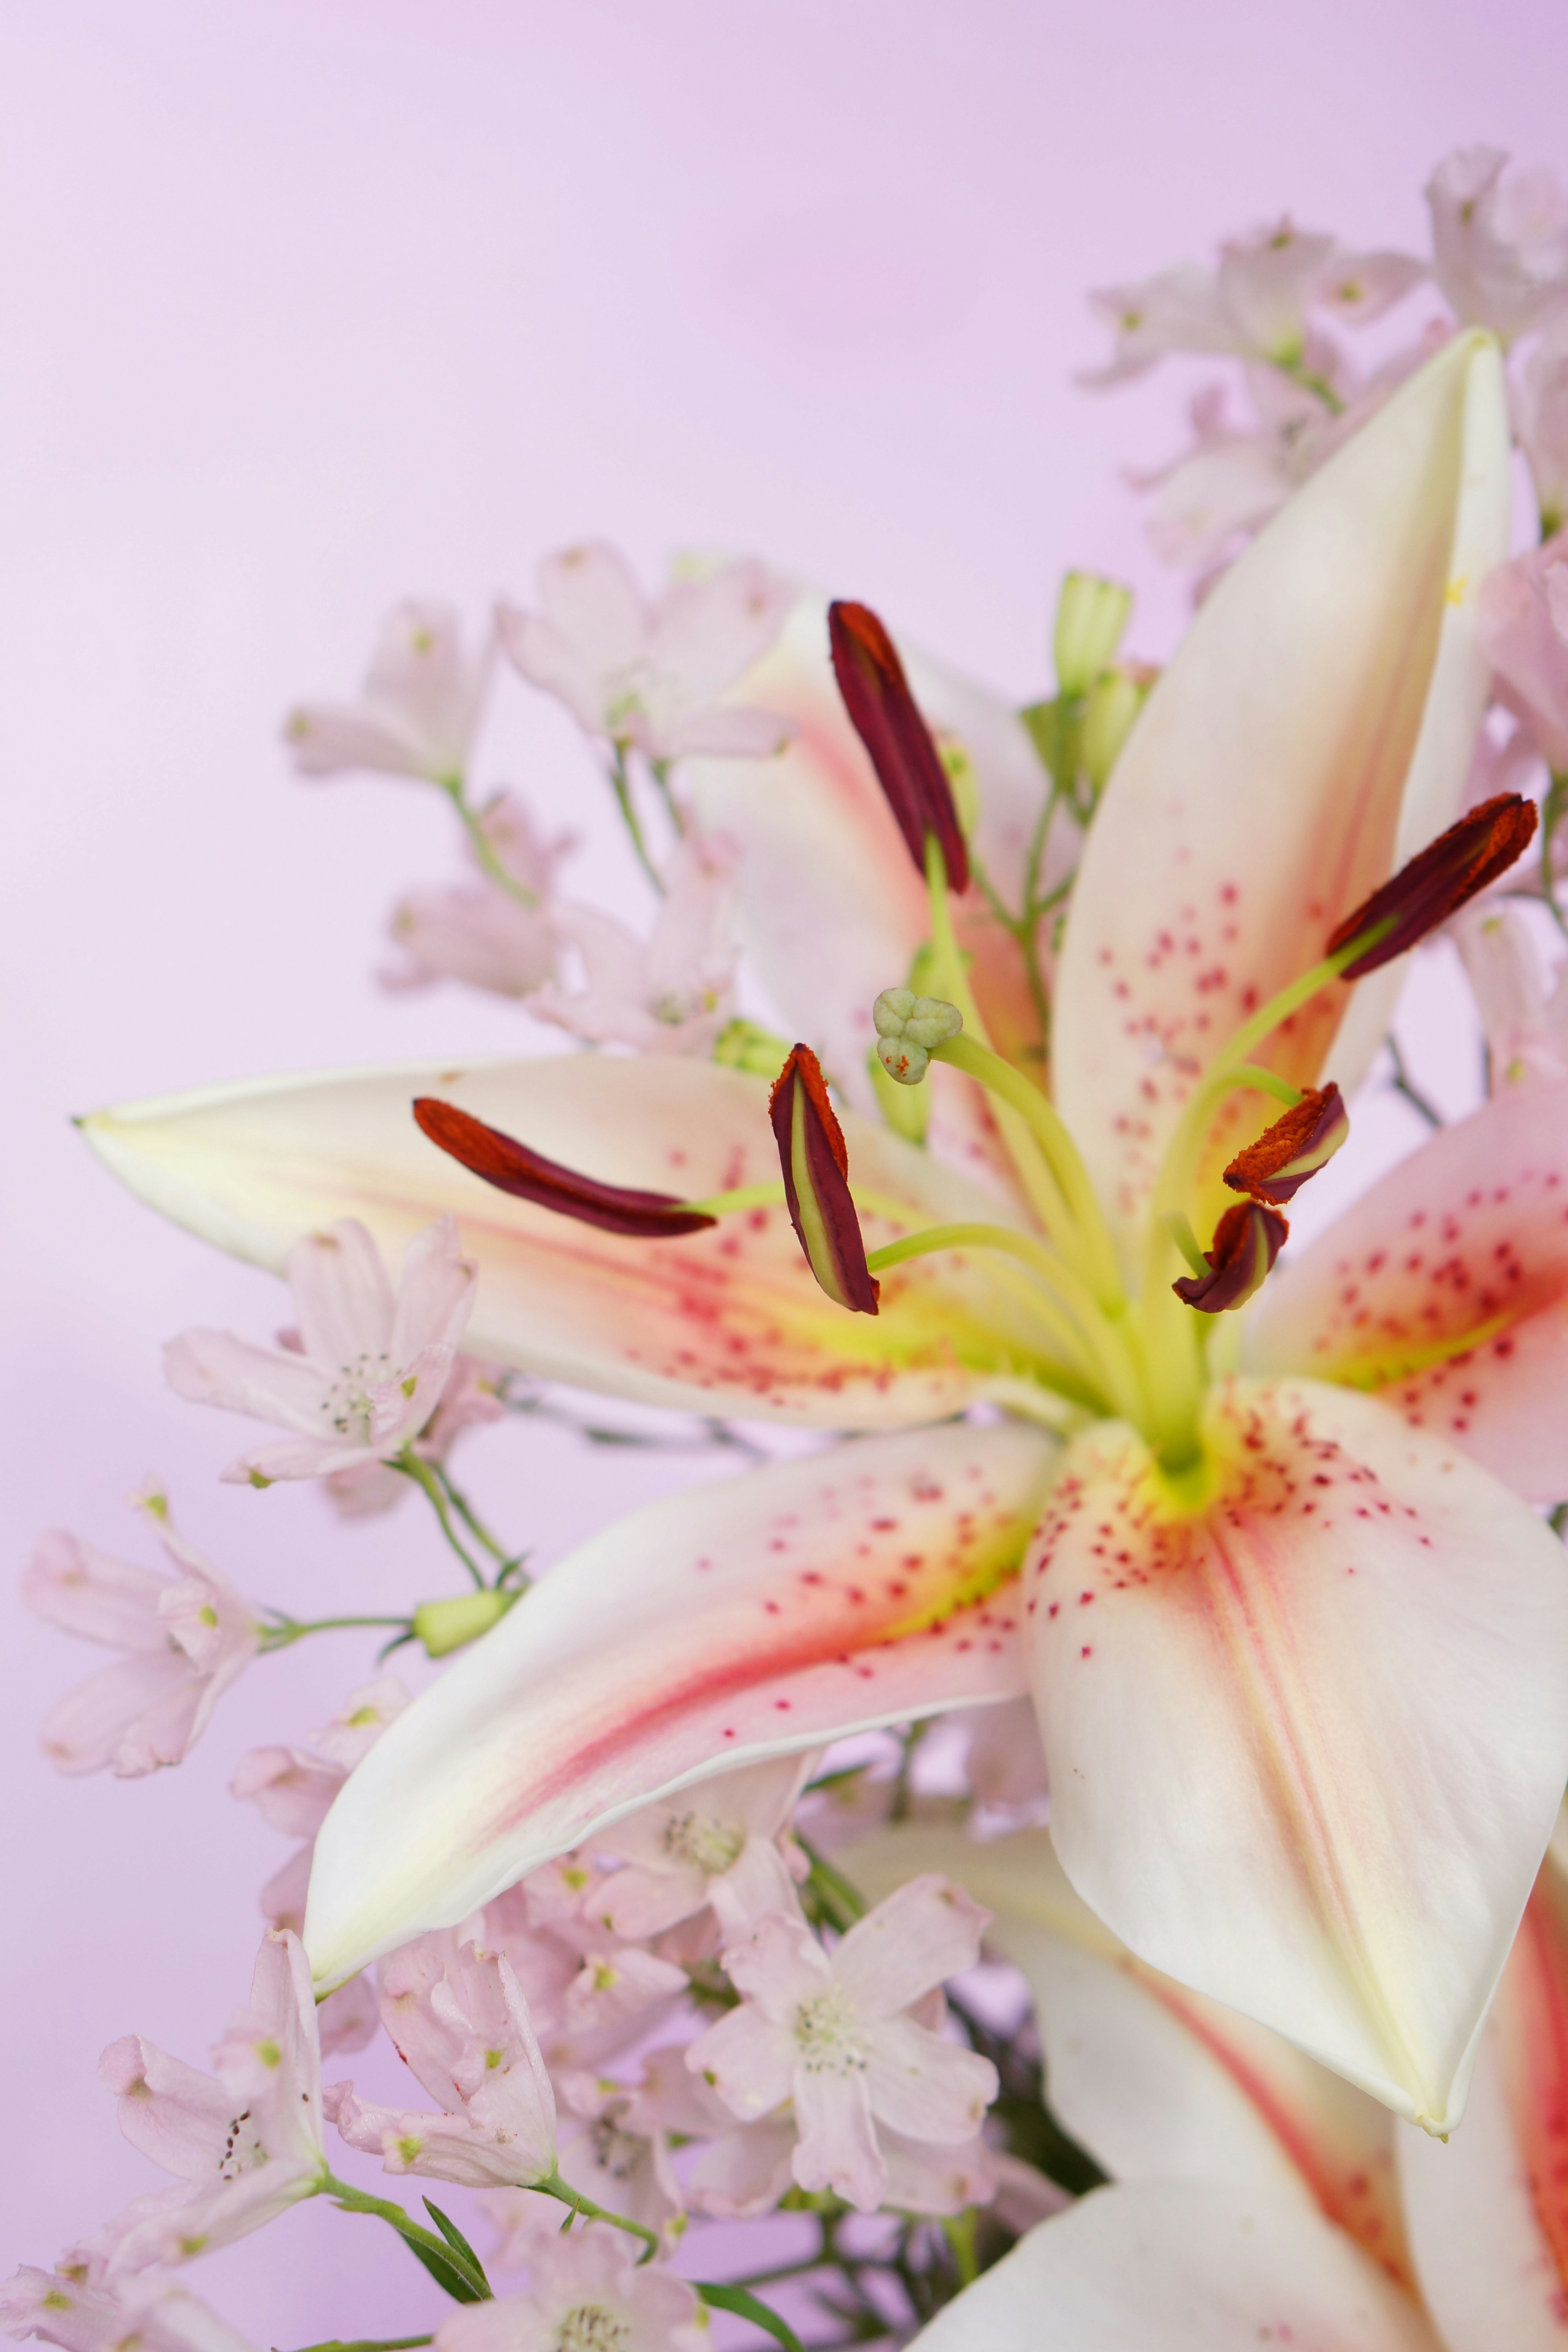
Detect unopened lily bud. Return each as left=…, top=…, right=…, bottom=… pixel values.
left=829, top=601, right=970, bottom=891
left=872, top=989, right=963, bottom=1085
left=868, top=1043, right=930, bottom=1144
left=414, top=1589, right=516, bottom=1658
left=1054, top=572, right=1133, bottom=698
left=1080, top=662, right=1156, bottom=793
left=413, top=1098, right=717, bottom=1237
left=1173, top=1199, right=1289, bottom=1314
left=769, top=1045, right=880, bottom=1314
left=1326, top=793, right=1539, bottom=980
left=1224, top=1084, right=1348, bottom=1206
left=937, top=737, right=981, bottom=841
left=714, top=1017, right=793, bottom=1078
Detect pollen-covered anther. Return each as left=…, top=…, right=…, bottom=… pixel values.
left=411, top=1098, right=717, bottom=1237
left=828, top=600, right=971, bottom=891
left=768, top=1045, right=880, bottom=1315
left=1173, top=1199, right=1289, bottom=1314
left=1223, top=1082, right=1348, bottom=1206
left=1326, top=792, right=1539, bottom=979
left=871, top=988, right=963, bottom=1085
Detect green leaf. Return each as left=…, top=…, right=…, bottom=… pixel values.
left=396, top=2229, right=488, bottom=2305
left=696, top=2283, right=806, bottom=2352
left=422, top=2199, right=492, bottom=2293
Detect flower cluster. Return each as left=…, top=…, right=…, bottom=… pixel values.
left=18, top=138, right=1568, bottom=2352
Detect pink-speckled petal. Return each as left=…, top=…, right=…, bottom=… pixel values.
left=845, top=1822, right=1413, bottom=2291
left=81, top=1057, right=1056, bottom=1430
left=1053, top=332, right=1510, bottom=1257
left=1247, top=1078, right=1568, bottom=1502
left=1400, top=1844, right=1568, bottom=2350
left=303, top=1421, right=1055, bottom=1989
left=1025, top=1377, right=1568, bottom=2129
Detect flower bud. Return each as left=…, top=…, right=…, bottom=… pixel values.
left=1053, top=571, right=1133, bottom=698
left=1326, top=793, right=1539, bottom=980
left=1172, top=1199, right=1289, bottom=1314
left=1080, top=661, right=1156, bottom=793
left=871, top=989, right=964, bottom=1085
left=1224, top=1084, right=1348, bottom=1206
left=413, top=1098, right=716, bottom=1237
left=829, top=601, right=970, bottom=891
left=414, top=1589, right=516, bottom=1658
left=769, top=1045, right=880, bottom=1314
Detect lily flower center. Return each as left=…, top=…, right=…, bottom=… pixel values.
left=792, top=1982, right=869, bottom=2076
left=662, top=1809, right=746, bottom=1874
left=555, top=2305, right=633, bottom=2352
left=318, top=1351, right=395, bottom=1440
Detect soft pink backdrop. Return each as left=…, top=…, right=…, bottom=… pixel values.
left=2, top=0, right=1555, bottom=2336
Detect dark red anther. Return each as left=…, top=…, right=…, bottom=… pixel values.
left=1327, top=793, right=1538, bottom=980
left=412, top=1098, right=717, bottom=1238
left=1223, top=1083, right=1349, bottom=1206
left=1173, top=1200, right=1289, bottom=1315
left=828, top=600, right=970, bottom=893
left=768, top=1046, right=880, bottom=1316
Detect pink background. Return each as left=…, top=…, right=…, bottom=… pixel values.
left=2, top=0, right=1556, bottom=2337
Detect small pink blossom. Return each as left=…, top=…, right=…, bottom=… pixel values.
left=165, top=1216, right=475, bottom=1486
left=382, top=794, right=568, bottom=1003
left=1, top=2270, right=254, bottom=2352
left=435, top=2224, right=706, bottom=2352
left=327, top=1939, right=557, bottom=2191
left=957, top=1697, right=1051, bottom=1817
left=499, top=545, right=795, bottom=763
left=285, top=601, right=494, bottom=787
left=481, top=1862, right=690, bottom=2069
left=24, top=1487, right=258, bottom=1778
left=1427, top=146, right=1568, bottom=339
left=688, top=1877, right=998, bottom=2214
left=233, top=1677, right=408, bottom=2054
left=1515, top=321, right=1568, bottom=536
left=532, top=833, right=741, bottom=1058
left=1478, top=536, right=1568, bottom=772
left=323, top=1353, right=507, bottom=1517
left=587, top=1756, right=810, bottom=1941
left=1452, top=901, right=1568, bottom=1089
left=84, top=1933, right=325, bottom=2276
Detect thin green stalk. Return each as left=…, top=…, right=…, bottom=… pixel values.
left=439, top=779, right=538, bottom=909
left=535, top=2166, right=661, bottom=2259
left=258, top=1612, right=411, bottom=1653
left=395, top=1452, right=487, bottom=1587
left=285, top=2337, right=434, bottom=2352
left=1541, top=774, right=1568, bottom=941
left=648, top=756, right=686, bottom=837
left=1385, top=1035, right=1442, bottom=1129
left=862, top=1221, right=1121, bottom=1412
left=608, top=744, right=664, bottom=891
left=432, top=1464, right=526, bottom=1581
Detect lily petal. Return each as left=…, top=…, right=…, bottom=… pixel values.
left=81, top=1056, right=1056, bottom=1428
left=907, top=2182, right=1439, bottom=2352
left=684, top=593, right=1065, bottom=1101
left=1247, top=1077, right=1568, bottom=1503
left=304, top=1421, right=1056, bottom=1987
left=1025, top=1376, right=1568, bottom=2129
left=1053, top=331, right=1510, bottom=1258
left=1398, top=1834, right=1568, bottom=2351
left=845, top=1822, right=1412, bottom=2288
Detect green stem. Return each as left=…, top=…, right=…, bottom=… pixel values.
left=396, top=1452, right=487, bottom=1587
left=439, top=779, right=539, bottom=909
left=321, top=2173, right=490, bottom=2300
left=286, top=2338, right=433, bottom=2352
left=535, top=2167, right=661, bottom=2259
left=1384, top=1035, right=1442, bottom=1129
left=648, top=757, right=687, bottom=837
left=433, top=1464, right=526, bottom=1581
left=1541, top=774, right=1568, bottom=942
left=794, top=1833, right=868, bottom=1927
left=608, top=745, right=664, bottom=892
left=259, top=1612, right=411, bottom=1653
left=862, top=1221, right=1120, bottom=1412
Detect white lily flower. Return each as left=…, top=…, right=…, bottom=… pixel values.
left=79, top=335, right=1568, bottom=2140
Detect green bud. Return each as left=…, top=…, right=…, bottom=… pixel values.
left=868, top=1042, right=930, bottom=1144
left=713, top=1017, right=792, bottom=1078
left=1053, top=572, right=1133, bottom=698
left=937, top=737, right=981, bottom=840
left=1080, top=662, right=1156, bottom=794
left=413, top=1588, right=516, bottom=1659
left=1019, top=696, right=1065, bottom=782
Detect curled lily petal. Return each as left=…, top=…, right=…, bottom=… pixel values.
left=304, top=1421, right=1056, bottom=1987
left=79, top=1057, right=1055, bottom=1429
left=1400, top=1840, right=1568, bottom=2350
left=1247, top=1077, right=1568, bottom=1503
left=1053, top=330, right=1511, bottom=1256
left=1025, top=1377, right=1568, bottom=2130
left=906, top=2181, right=1438, bottom=2352
left=846, top=1822, right=1413, bottom=2287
